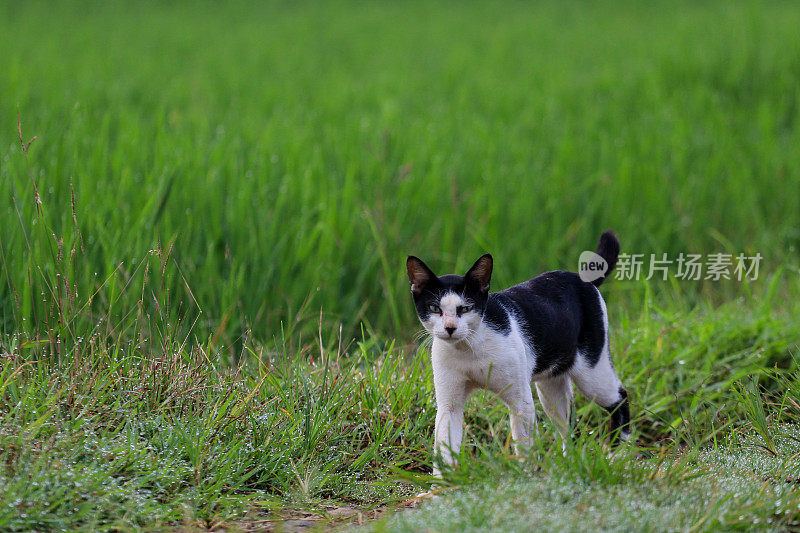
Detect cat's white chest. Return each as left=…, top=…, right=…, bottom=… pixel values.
left=431, top=318, right=533, bottom=395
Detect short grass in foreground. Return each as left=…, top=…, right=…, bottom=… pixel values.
left=368, top=425, right=800, bottom=532
left=2, top=0, right=800, bottom=345
left=2, top=286, right=799, bottom=530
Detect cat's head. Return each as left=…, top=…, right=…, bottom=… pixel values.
left=406, top=254, right=493, bottom=342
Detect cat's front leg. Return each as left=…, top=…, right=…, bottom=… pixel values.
left=502, top=383, right=537, bottom=454
left=509, top=403, right=537, bottom=454
left=433, top=403, right=464, bottom=476
left=432, top=369, right=468, bottom=477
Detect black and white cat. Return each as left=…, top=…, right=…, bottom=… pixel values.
left=407, top=231, right=630, bottom=475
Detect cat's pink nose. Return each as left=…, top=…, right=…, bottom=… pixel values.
left=445, top=327, right=456, bottom=336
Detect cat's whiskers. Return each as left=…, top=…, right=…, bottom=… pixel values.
left=413, top=328, right=430, bottom=343
left=463, top=319, right=485, bottom=353
left=459, top=326, right=483, bottom=354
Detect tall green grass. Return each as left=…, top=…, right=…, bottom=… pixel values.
left=2, top=1, right=799, bottom=349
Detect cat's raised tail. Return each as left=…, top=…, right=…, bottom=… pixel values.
left=592, top=230, right=620, bottom=287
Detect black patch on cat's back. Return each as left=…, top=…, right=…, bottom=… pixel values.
left=483, top=293, right=513, bottom=334
left=494, top=271, right=607, bottom=376
left=575, top=280, right=606, bottom=367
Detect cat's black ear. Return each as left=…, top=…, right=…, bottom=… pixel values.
left=465, top=253, right=493, bottom=293
left=407, top=256, right=436, bottom=295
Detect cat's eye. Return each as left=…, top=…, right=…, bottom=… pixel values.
left=428, top=304, right=441, bottom=314
left=457, top=305, right=474, bottom=315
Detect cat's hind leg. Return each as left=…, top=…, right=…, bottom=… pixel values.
left=569, top=353, right=630, bottom=444
left=535, top=375, right=573, bottom=441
